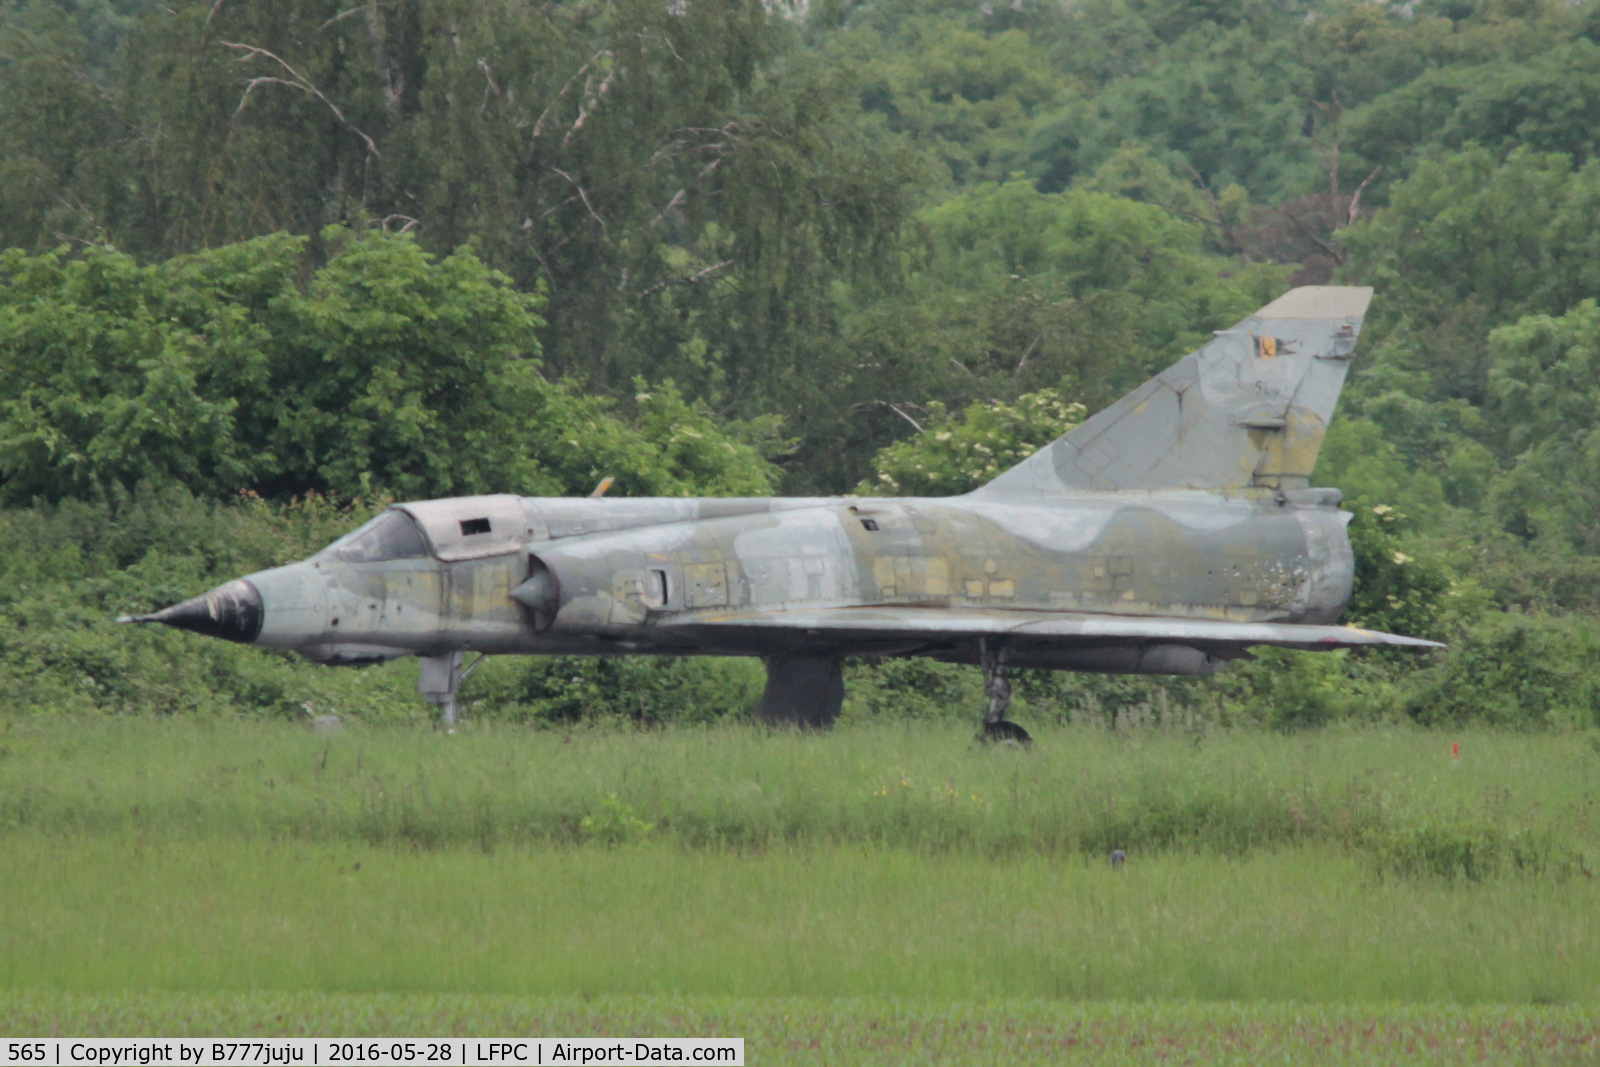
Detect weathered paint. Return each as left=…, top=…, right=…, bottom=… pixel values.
left=506, top=488, right=1354, bottom=655
left=978, top=286, right=1369, bottom=495
left=277, top=481, right=1371, bottom=666
left=126, top=287, right=1439, bottom=725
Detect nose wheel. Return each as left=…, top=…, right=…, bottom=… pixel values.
left=977, top=640, right=1031, bottom=746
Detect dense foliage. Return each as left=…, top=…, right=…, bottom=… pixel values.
left=0, top=232, right=779, bottom=503
left=5, top=0, right=1600, bottom=728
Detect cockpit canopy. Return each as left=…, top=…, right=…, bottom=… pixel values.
left=398, top=495, right=527, bottom=560
left=317, top=496, right=529, bottom=564
left=322, top=510, right=430, bottom=563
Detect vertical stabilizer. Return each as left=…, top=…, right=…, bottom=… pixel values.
left=976, top=286, right=1373, bottom=495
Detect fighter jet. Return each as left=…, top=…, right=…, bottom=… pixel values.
left=124, top=286, right=1440, bottom=740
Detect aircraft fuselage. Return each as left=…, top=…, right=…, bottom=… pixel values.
left=229, top=487, right=1353, bottom=672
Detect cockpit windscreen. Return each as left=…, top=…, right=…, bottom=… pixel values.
left=321, top=511, right=431, bottom=563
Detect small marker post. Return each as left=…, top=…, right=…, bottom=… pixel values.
left=1452, top=741, right=1460, bottom=764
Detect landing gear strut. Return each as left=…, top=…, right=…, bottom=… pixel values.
left=978, top=639, right=1032, bottom=746
left=418, top=651, right=486, bottom=732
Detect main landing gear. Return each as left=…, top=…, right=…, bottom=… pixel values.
left=977, top=639, right=1032, bottom=746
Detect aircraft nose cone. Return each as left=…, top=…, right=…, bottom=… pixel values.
left=126, top=579, right=264, bottom=644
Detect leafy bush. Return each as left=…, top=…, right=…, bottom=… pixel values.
left=1403, top=613, right=1600, bottom=729
left=1208, top=647, right=1358, bottom=731
left=857, top=390, right=1083, bottom=496
left=0, top=233, right=780, bottom=505
left=580, top=795, right=656, bottom=847
left=843, top=657, right=985, bottom=721
left=1343, top=503, right=1473, bottom=641
left=460, top=655, right=765, bottom=727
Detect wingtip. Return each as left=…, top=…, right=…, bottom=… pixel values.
left=1364, top=628, right=1446, bottom=650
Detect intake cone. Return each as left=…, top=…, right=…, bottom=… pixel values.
left=123, top=579, right=264, bottom=644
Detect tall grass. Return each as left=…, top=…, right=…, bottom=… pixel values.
left=0, top=717, right=1594, bottom=864
left=1, top=719, right=1597, bottom=1005
left=1, top=834, right=1597, bottom=1002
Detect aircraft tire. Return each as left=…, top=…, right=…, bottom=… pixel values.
left=978, top=720, right=1033, bottom=746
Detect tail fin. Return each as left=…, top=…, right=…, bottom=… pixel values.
left=976, top=286, right=1373, bottom=496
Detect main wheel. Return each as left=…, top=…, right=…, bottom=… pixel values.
left=978, top=720, right=1033, bottom=746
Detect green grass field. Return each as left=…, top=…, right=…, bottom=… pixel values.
left=1, top=718, right=1597, bottom=1061
left=4, top=992, right=1598, bottom=1064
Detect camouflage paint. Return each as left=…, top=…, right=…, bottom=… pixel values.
left=126, top=287, right=1440, bottom=728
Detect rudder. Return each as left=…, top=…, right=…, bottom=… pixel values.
left=976, top=286, right=1374, bottom=495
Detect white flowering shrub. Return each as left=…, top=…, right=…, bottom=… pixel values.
left=857, top=390, right=1085, bottom=497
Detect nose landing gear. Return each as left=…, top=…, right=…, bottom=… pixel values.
left=977, top=639, right=1032, bottom=746
left=418, top=652, right=462, bottom=730
left=418, top=651, right=487, bottom=732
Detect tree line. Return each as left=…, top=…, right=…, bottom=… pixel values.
left=6, top=0, right=1600, bottom=728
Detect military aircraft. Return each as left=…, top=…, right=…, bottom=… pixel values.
left=124, top=286, right=1440, bottom=740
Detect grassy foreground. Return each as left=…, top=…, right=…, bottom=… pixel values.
left=2, top=992, right=1598, bottom=1065
left=1, top=718, right=1597, bottom=1061
left=1, top=834, right=1596, bottom=1002
left=1, top=716, right=1596, bottom=861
